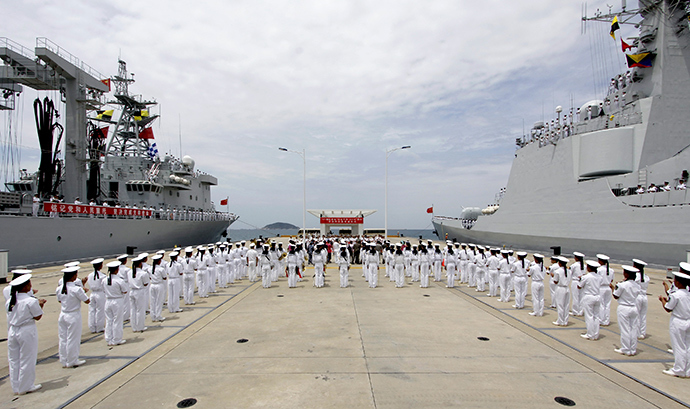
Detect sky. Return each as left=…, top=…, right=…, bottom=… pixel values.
left=1, top=0, right=633, bottom=230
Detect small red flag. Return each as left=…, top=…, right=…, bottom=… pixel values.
left=98, top=126, right=109, bottom=138
left=426, top=206, right=433, bottom=214
left=101, top=78, right=111, bottom=91
left=621, top=39, right=632, bottom=52
left=138, top=127, right=154, bottom=139
left=220, top=198, right=228, bottom=206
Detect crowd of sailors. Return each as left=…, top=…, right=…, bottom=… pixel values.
left=31, top=194, right=233, bottom=221
left=6, top=235, right=690, bottom=395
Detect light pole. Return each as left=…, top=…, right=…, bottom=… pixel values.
left=279, top=147, right=306, bottom=238
left=385, top=145, right=411, bottom=238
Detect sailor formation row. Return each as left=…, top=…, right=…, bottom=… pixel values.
left=3, top=239, right=267, bottom=396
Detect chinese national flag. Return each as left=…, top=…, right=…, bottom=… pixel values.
left=426, top=206, right=433, bottom=214
left=220, top=198, right=228, bottom=206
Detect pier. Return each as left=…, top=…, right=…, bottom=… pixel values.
left=1, top=237, right=688, bottom=408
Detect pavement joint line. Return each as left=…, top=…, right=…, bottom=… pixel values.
left=350, top=287, right=377, bottom=409
left=444, top=283, right=689, bottom=409
left=603, top=359, right=675, bottom=364
left=63, top=281, right=260, bottom=408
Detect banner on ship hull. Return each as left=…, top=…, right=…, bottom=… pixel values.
left=43, top=203, right=153, bottom=217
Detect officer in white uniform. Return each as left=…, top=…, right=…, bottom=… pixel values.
left=103, top=261, right=128, bottom=346
left=612, top=265, right=641, bottom=356
left=578, top=260, right=603, bottom=340
left=569, top=252, right=585, bottom=316
left=246, top=243, right=258, bottom=282
left=149, top=254, right=167, bottom=322
left=128, top=256, right=150, bottom=332
left=498, top=250, right=512, bottom=302
left=86, top=259, right=106, bottom=333
left=659, top=266, right=690, bottom=377
left=487, top=249, right=500, bottom=297
left=6, top=274, right=45, bottom=395
left=528, top=254, right=546, bottom=316
left=166, top=251, right=183, bottom=313
left=633, top=258, right=650, bottom=339
left=597, top=254, right=614, bottom=326
left=57, top=266, right=90, bottom=368
left=510, top=251, right=529, bottom=309
left=181, top=247, right=197, bottom=305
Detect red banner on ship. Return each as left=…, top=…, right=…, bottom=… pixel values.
left=43, top=203, right=153, bottom=217
left=320, top=217, right=363, bottom=224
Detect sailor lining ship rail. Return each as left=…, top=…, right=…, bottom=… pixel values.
left=433, top=0, right=690, bottom=265
left=0, top=37, right=236, bottom=267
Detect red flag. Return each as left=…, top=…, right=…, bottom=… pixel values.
left=426, top=206, right=433, bottom=214
left=220, top=197, right=228, bottom=206
left=98, top=126, right=109, bottom=138
left=621, top=39, right=632, bottom=52
left=138, top=127, right=154, bottom=139
left=101, top=78, right=111, bottom=91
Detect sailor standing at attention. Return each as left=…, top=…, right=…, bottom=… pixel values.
left=498, top=250, right=512, bottom=302
left=410, top=245, right=420, bottom=282
left=287, top=246, right=299, bottom=288
left=246, top=243, right=258, bottom=283
left=552, top=256, right=571, bottom=326
left=149, top=254, right=167, bottom=322
left=445, top=246, right=457, bottom=288
left=467, top=244, right=478, bottom=288
left=116, top=255, right=131, bottom=323
left=487, top=248, right=501, bottom=297
left=87, top=258, right=106, bottom=333
left=367, top=246, right=379, bottom=288
left=419, top=244, right=431, bottom=288
left=549, top=255, right=559, bottom=309
left=313, top=244, right=326, bottom=288
left=103, top=261, right=127, bottom=346
left=195, top=247, right=210, bottom=298
left=166, top=251, right=183, bottom=313
left=597, top=254, right=614, bottom=326
left=459, top=244, right=469, bottom=284
left=338, top=248, right=349, bottom=288
left=612, top=265, right=641, bottom=356
left=206, top=245, right=217, bottom=293
left=128, top=256, right=150, bottom=333
left=510, top=252, right=529, bottom=309
left=432, top=244, right=443, bottom=282
left=528, top=254, right=546, bottom=316
left=659, top=264, right=690, bottom=377
left=475, top=247, right=487, bottom=292
left=216, top=245, right=228, bottom=288
left=259, top=245, right=273, bottom=288
left=181, top=248, right=197, bottom=305
left=6, top=274, right=46, bottom=395
left=57, top=266, right=90, bottom=368
left=569, top=252, right=585, bottom=316
left=393, top=244, right=406, bottom=288
left=578, top=260, right=603, bottom=340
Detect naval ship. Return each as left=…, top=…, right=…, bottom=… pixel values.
left=0, top=38, right=237, bottom=268
left=433, top=0, right=690, bottom=265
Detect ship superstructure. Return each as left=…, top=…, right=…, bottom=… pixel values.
left=432, top=0, right=690, bottom=265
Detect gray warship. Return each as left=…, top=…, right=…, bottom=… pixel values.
left=433, top=0, right=690, bottom=265
left=0, top=37, right=237, bottom=268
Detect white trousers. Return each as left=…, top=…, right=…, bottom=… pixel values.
left=8, top=323, right=38, bottom=394
left=130, top=288, right=147, bottom=331
left=499, top=274, right=511, bottom=302
left=531, top=281, right=544, bottom=316
left=555, top=286, right=570, bottom=325
left=488, top=270, right=499, bottom=296
left=182, top=274, right=195, bottom=304
left=288, top=265, right=298, bottom=288
left=368, top=265, right=377, bottom=288
left=149, top=283, right=165, bottom=321
left=104, top=297, right=125, bottom=344
left=432, top=261, right=442, bottom=281
left=571, top=281, right=583, bottom=315
left=88, top=291, right=105, bottom=332
left=248, top=262, right=258, bottom=282
left=582, top=294, right=601, bottom=339
left=446, top=264, right=456, bottom=288
left=197, top=270, right=208, bottom=298
left=217, top=264, right=228, bottom=288
left=339, top=266, right=348, bottom=288
left=261, top=266, right=272, bottom=288
left=420, top=263, right=430, bottom=288
left=395, top=265, right=405, bottom=287
left=669, top=316, right=690, bottom=377
left=513, top=277, right=527, bottom=308
left=636, top=294, right=648, bottom=337
left=617, top=304, right=639, bottom=354
left=599, top=286, right=612, bottom=325
left=459, top=261, right=468, bottom=283
left=207, top=266, right=217, bottom=293
left=314, top=264, right=325, bottom=287
left=411, top=262, right=420, bottom=282
left=168, top=278, right=181, bottom=312
left=58, top=310, right=82, bottom=366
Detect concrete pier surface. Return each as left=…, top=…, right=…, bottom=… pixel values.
left=1, top=237, right=688, bottom=408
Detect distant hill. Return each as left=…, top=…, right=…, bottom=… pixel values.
left=263, top=222, right=299, bottom=230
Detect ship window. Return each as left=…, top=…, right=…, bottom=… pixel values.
left=195, top=196, right=198, bottom=201
left=190, top=195, right=193, bottom=200
left=126, top=184, right=132, bottom=192
left=176, top=192, right=180, bottom=197
left=169, top=190, right=172, bottom=196
left=144, top=184, right=150, bottom=192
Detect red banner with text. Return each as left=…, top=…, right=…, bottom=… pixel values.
left=43, top=203, right=153, bottom=217
left=320, top=217, right=364, bottom=224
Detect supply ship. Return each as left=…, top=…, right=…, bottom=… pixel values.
left=0, top=38, right=237, bottom=268
left=433, top=0, right=690, bottom=265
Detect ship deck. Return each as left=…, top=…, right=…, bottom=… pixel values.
left=1, top=237, right=688, bottom=408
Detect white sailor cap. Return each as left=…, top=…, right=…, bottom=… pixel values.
left=508, top=250, right=514, bottom=254
left=64, top=261, right=80, bottom=268
left=454, top=242, right=460, bottom=246
left=573, top=252, right=585, bottom=258
left=250, top=243, right=256, bottom=248
left=557, top=256, right=569, bottom=263
left=169, top=251, right=179, bottom=257
left=106, top=261, right=121, bottom=269
left=434, top=243, right=440, bottom=247
left=117, top=254, right=128, bottom=260
left=216, top=241, right=222, bottom=245
left=91, top=258, right=105, bottom=265
left=412, top=244, right=418, bottom=248
left=156, top=250, right=166, bottom=255
left=516, top=251, right=527, bottom=257
left=396, top=243, right=402, bottom=247
left=132, top=255, right=144, bottom=262
left=11, top=269, right=32, bottom=276
left=185, top=247, right=194, bottom=252
left=632, top=258, right=647, bottom=266
left=622, top=265, right=639, bottom=274
left=198, top=246, right=206, bottom=251
left=533, top=253, right=544, bottom=259
left=139, top=252, right=149, bottom=258
left=501, top=250, right=510, bottom=254
left=446, top=240, right=452, bottom=245
left=586, top=260, right=600, bottom=269
left=460, top=243, right=467, bottom=247
left=262, top=244, right=269, bottom=249
left=9, top=274, right=32, bottom=287
left=61, top=266, right=80, bottom=274
left=674, top=270, right=690, bottom=280
left=680, top=262, right=690, bottom=274
left=596, top=254, right=609, bottom=261
left=152, top=254, right=163, bottom=261
left=241, top=241, right=246, bottom=244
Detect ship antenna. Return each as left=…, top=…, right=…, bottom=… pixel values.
left=178, top=114, right=182, bottom=158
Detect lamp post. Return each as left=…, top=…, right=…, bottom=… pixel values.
left=385, top=145, right=411, bottom=238
left=279, top=147, right=306, bottom=238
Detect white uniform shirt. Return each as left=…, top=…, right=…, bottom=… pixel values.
left=166, top=260, right=183, bottom=279
left=6, top=292, right=42, bottom=327
left=597, top=265, right=614, bottom=286
left=528, top=263, right=546, bottom=281
left=578, top=272, right=603, bottom=296
left=87, top=271, right=105, bottom=292
left=665, top=288, right=690, bottom=320
left=128, top=268, right=150, bottom=290
left=150, top=264, right=167, bottom=285
left=182, top=257, right=197, bottom=274
left=103, top=275, right=128, bottom=298
left=612, top=280, right=640, bottom=306
left=56, top=281, right=88, bottom=312
left=510, top=259, right=529, bottom=277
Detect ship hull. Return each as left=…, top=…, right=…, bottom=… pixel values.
left=0, top=216, right=233, bottom=268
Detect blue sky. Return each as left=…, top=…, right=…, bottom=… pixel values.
left=1, top=0, right=632, bottom=229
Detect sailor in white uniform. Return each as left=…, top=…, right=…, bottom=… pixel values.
left=510, top=251, right=529, bottom=309
left=474, top=247, right=487, bottom=292
left=57, top=266, right=90, bottom=368
left=578, top=260, right=603, bottom=340
left=445, top=247, right=457, bottom=288
left=86, top=259, right=106, bottom=333
left=246, top=243, right=258, bottom=282
left=419, top=245, right=431, bottom=288
left=458, top=244, right=469, bottom=284
left=498, top=250, right=512, bottom=302
left=393, top=244, right=406, bottom=288
left=431, top=244, right=443, bottom=282
left=367, top=246, right=379, bottom=288
left=528, top=254, right=546, bottom=316
left=128, top=256, right=150, bottom=332
left=196, top=247, right=210, bottom=298
left=659, top=265, right=690, bottom=377
left=597, top=254, right=614, bottom=326
left=149, top=254, right=167, bottom=322
left=569, top=252, right=585, bottom=316
left=103, top=261, right=128, bottom=346
left=259, top=245, right=273, bottom=288
left=612, top=265, right=641, bottom=356
left=181, top=248, right=197, bottom=305
left=166, top=251, right=183, bottom=313
left=338, top=248, right=349, bottom=288
left=410, top=245, right=420, bottom=282
left=313, top=244, right=326, bottom=288
left=487, top=248, right=500, bottom=297
left=7, top=274, right=45, bottom=395
left=633, top=259, right=650, bottom=339
left=287, top=246, right=299, bottom=288
left=552, top=256, right=570, bottom=326
left=216, top=244, right=228, bottom=288
left=548, top=255, right=559, bottom=309
left=116, top=255, right=131, bottom=322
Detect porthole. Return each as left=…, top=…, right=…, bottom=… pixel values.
left=109, top=233, right=113, bottom=237
left=57, top=236, right=62, bottom=241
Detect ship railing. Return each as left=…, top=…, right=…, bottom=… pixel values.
left=36, top=37, right=104, bottom=81
left=0, top=37, right=34, bottom=60
left=609, top=181, right=690, bottom=208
